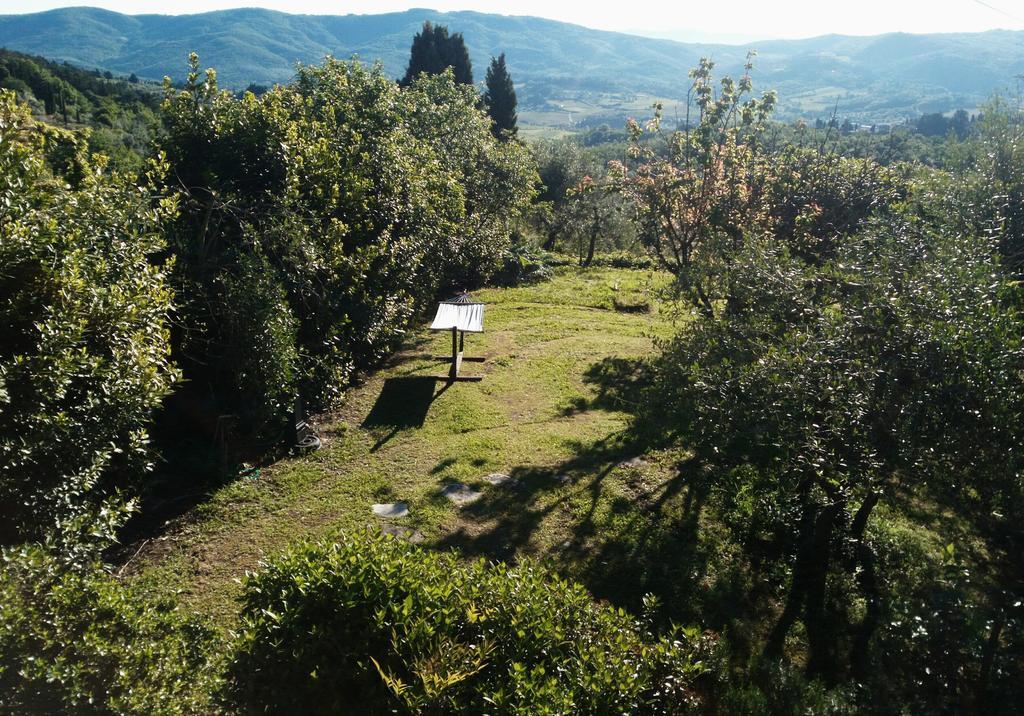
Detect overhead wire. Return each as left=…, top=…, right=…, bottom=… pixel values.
left=971, top=0, right=1024, bottom=24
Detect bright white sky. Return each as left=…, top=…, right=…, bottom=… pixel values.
left=1, top=1, right=1022, bottom=41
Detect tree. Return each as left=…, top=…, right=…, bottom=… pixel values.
left=483, top=53, right=517, bottom=139
left=917, top=111, right=950, bottom=136
left=609, top=54, right=776, bottom=316
left=0, top=90, right=178, bottom=543
left=950, top=108, right=971, bottom=139
left=399, top=21, right=473, bottom=86
left=128, top=72, right=139, bottom=84
left=645, top=220, right=1024, bottom=684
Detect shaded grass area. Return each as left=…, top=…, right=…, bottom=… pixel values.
left=127, top=267, right=706, bottom=626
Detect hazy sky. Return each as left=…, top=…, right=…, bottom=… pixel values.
left=2, top=0, right=1023, bottom=41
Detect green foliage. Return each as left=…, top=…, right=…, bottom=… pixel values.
left=0, top=48, right=161, bottom=172
left=229, top=531, right=715, bottom=714
left=761, top=147, right=908, bottom=263
left=484, top=53, right=518, bottom=139
left=953, top=99, right=1024, bottom=275
left=0, top=543, right=221, bottom=714
left=532, top=138, right=636, bottom=260
left=0, top=90, right=178, bottom=542
left=400, top=21, right=474, bottom=86
left=643, top=213, right=1024, bottom=696
left=493, top=235, right=553, bottom=286
left=159, top=55, right=536, bottom=440
left=402, top=68, right=539, bottom=290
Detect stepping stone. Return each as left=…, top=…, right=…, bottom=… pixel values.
left=441, top=483, right=482, bottom=506
left=379, top=523, right=425, bottom=544
left=372, top=502, right=409, bottom=518
left=483, top=472, right=516, bottom=486
left=551, top=473, right=572, bottom=485
left=618, top=457, right=647, bottom=469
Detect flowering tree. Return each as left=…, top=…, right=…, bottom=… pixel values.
left=609, top=54, right=775, bottom=315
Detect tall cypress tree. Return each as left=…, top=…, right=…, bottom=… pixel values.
left=484, top=53, right=518, bottom=139
left=400, top=21, right=473, bottom=86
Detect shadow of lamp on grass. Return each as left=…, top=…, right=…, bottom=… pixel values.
left=362, top=376, right=452, bottom=452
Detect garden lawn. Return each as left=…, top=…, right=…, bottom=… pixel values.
left=129, top=267, right=707, bottom=626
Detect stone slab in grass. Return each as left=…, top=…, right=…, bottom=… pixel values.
left=441, top=483, right=482, bottom=506
left=618, top=457, right=647, bottom=469
left=483, top=472, right=517, bottom=487
left=378, top=522, right=425, bottom=544
left=372, top=502, right=409, bottom=518
left=551, top=473, right=572, bottom=485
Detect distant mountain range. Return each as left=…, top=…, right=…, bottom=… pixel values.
left=2, top=6, right=1023, bottom=129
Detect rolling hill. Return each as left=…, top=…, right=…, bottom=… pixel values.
left=2, top=6, right=1023, bottom=130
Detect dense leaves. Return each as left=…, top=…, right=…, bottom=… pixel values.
left=0, top=543, right=221, bottom=714
left=230, top=531, right=715, bottom=714
left=399, top=21, right=474, bottom=86
left=484, top=53, right=518, bottom=139
left=0, top=90, right=178, bottom=543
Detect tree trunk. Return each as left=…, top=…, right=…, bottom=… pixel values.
left=804, top=502, right=841, bottom=680
left=976, top=610, right=1005, bottom=711
left=764, top=480, right=818, bottom=659
left=582, top=207, right=599, bottom=267
left=541, top=229, right=557, bottom=251
left=850, top=491, right=881, bottom=679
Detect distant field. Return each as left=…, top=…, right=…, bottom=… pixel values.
left=519, top=91, right=682, bottom=135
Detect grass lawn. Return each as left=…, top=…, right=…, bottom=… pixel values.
left=128, top=266, right=715, bottom=627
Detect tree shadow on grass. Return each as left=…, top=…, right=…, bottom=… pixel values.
left=432, top=352, right=736, bottom=627
left=362, top=376, right=452, bottom=452
left=562, top=356, right=655, bottom=418
left=434, top=427, right=717, bottom=626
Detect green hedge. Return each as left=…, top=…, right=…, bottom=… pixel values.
left=0, top=90, right=178, bottom=541
left=229, top=531, right=715, bottom=714
left=0, top=545, right=222, bottom=714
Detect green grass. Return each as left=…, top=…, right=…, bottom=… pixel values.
left=129, top=266, right=698, bottom=624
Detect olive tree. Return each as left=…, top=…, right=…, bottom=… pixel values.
left=646, top=218, right=1024, bottom=682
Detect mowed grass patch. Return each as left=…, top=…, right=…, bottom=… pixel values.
left=128, top=266, right=698, bottom=625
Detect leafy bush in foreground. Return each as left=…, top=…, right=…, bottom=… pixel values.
left=0, top=544, right=222, bottom=714
left=230, top=531, right=715, bottom=714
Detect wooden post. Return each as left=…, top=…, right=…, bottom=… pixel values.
left=450, top=326, right=463, bottom=379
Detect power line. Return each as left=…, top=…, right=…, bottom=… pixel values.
left=972, top=0, right=1024, bottom=24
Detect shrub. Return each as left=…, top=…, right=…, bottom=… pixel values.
left=590, top=251, right=656, bottom=270
left=493, top=237, right=553, bottom=286
left=229, top=531, right=715, bottom=714
left=0, top=90, right=178, bottom=542
left=0, top=544, right=222, bottom=714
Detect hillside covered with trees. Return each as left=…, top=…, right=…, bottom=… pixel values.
left=1, top=20, right=1023, bottom=715
left=2, top=6, right=1024, bottom=127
